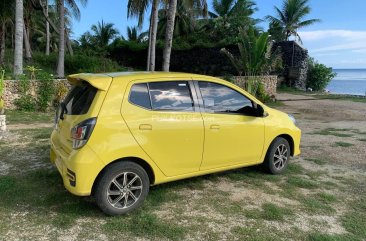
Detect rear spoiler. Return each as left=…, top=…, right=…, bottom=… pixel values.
left=67, top=73, right=113, bottom=91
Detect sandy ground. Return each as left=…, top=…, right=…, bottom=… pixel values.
left=0, top=93, right=365, bottom=240
left=277, top=93, right=366, bottom=170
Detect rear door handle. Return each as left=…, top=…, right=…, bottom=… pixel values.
left=210, top=124, right=220, bottom=130
left=139, top=124, right=152, bottom=130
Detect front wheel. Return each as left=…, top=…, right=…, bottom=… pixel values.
left=263, top=137, right=290, bottom=174
left=94, top=161, right=150, bottom=215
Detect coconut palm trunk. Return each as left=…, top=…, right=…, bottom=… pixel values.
left=45, top=0, right=50, bottom=55
left=148, top=0, right=159, bottom=71
left=57, top=0, right=65, bottom=78
left=23, top=25, right=32, bottom=60
left=14, top=0, right=24, bottom=76
left=0, top=22, right=5, bottom=65
left=162, top=0, right=177, bottom=72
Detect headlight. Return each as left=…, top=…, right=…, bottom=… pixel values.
left=288, top=114, right=296, bottom=125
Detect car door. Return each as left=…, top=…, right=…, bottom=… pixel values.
left=195, top=80, right=265, bottom=170
left=121, top=79, right=204, bottom=177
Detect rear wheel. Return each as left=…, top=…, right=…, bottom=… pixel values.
left=263, top=137, right=290, bottom=174
left=95, top=161, right=150, bottom=215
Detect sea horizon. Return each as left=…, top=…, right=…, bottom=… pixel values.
left=327, top=69, right=366, bottom=96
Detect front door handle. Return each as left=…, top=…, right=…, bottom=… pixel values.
left=210, top=124, right=220, bottom=130
left=139, top=124, right=152, bottom=130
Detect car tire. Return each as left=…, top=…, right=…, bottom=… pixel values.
left=94, top=161, right=150, bottom=215
left=263, top=137, right=290, bottom=175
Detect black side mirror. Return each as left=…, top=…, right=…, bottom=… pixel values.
left=255, top=104, right=264, bottom=117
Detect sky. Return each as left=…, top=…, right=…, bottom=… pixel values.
left=72, top=0, right=366, bottom=69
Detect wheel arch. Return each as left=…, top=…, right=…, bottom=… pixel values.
left=276, top=134, right=294, bottom=156
left=91, top=157, right=155, bottom=196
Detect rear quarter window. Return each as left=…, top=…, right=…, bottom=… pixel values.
left=63, top=82, right=97, bottom=115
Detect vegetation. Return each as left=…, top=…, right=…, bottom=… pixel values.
left=307, top=58, right=337, bottom=91
left=0, top=68, right=4, bottom=114
left=266, top=0, right=320, bottom=42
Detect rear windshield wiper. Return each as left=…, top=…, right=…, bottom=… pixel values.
left=60, top=102, right=67, bottom=120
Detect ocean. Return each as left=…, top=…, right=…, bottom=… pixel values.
left=327, top=69, right=366, bottom=96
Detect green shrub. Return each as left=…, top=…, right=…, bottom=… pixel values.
left=14, top=75, right=36, bottom=111
left=32, top=52, right=124, bottom=75
left=37, top=72, right=55, bottom=112
left=307, top=58, right=336, bottom=91
left=256, top=82, right=271, bottom=103
left=53, top=81, right=69, bottom=107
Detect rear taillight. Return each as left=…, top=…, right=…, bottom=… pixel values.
left=71, top=118, right=96, bottom=149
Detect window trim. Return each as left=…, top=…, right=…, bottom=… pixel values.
left=128, top=83, right=153, bottom=110
left=194, top=80, right=256, bottom=116
left=128, top=80, right=200, bottom=113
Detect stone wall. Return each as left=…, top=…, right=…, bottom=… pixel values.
left=231, top=75, right=278, bottom=97
left=3, top=79, right=68, bottom=110
left=274, top=41, right=309, bottom=90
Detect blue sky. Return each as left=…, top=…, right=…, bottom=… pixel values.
left=72, top=0, right=366, bottom=69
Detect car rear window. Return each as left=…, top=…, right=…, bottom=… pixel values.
left=129, top=83, right=152, bottom=109
left=63, top=82, right=97, bottom=115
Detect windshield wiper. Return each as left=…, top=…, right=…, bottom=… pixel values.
left=60, top=102, right=67, bottom=120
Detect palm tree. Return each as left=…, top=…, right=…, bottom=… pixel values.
left=162, top=0, right=177, bottom=72
left=221, top=27, right=281, bottom=76
left=161, top=0, right=207, bottom=71
left=128, top=0, right=159, bottom=71
left=157, top=0, right=201, bottom=38
left=209, top=0, right=257, bottom=18
left=14, top=0, right=24, bottom=76
left=127, top=26, right=147, bottom=42
left=0, top=0, right=14, bottom=66
left=90, top=21, right=119, bottom=48
left=57, top=0, right=87, bottom=78
left=266, top=0, right=320, bottom=41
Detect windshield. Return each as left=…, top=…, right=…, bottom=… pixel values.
left=63, top=81, right=97, bottom=115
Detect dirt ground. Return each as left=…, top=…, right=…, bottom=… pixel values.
left=0, top=93, right=365, bottom=241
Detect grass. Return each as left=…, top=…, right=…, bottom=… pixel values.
left=306, top=158, right=327, bottom=165
left=5, top=110, right=53, bottom=125
left=334, top=142, right=354, bottom=147
left=358, top=138, right=366, bottom=142
left=1, top=110, right=366, bottom=240
left=286, top=176, right=319, bottom=189
left=313, top=128, right=354, bottom=137
left=245, top=203, right=293, bottom=221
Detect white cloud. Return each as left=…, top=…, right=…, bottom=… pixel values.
left=298, top=30, right=366, bottom=53
left=299, top=30, right=366, bottom=41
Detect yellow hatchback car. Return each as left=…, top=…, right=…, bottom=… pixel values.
left=50, top=72, right=301, bottom=215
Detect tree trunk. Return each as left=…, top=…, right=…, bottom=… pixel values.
left=66, top=30, right=73, bottom=56
left=56, top=0, right=65, bottom=78
left=0, top=22, right=5, bottom=66
left=14, top=0, right=24, bottom=76
left=149, top=0, right=159, bottom=71
left=162, top=0, right=177, bottom=72
left=23, top=25, right=32, bottom=60
left=146, top=9, right=152, bottom=71
left=45, top=0, right=50, bottom=55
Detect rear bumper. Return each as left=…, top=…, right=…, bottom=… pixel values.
left=50, top=132, right=104, bottom=196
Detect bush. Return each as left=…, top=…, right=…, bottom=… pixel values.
left=14, top=75, right=36, bottom=111
left=37, top=72, right=55, bottom=112
left=32, top=52, right=124, bottom=75
left=307, top=59, right=336, bottom=91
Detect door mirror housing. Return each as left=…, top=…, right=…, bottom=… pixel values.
left=255, top=104, right=265, bottom=117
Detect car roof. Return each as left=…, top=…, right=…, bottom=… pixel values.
left=68, top=71, right=221, bottom=90
left=103, top=71, right=217, bottom=80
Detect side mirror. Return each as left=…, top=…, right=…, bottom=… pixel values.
left=255, top=104, right=265, bottom=117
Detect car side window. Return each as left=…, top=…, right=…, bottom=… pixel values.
left=198, top=81, right=255, bottom=115
left=129, top=83, right=152, bottom=109
left=148, top=81, right=194, bottom=111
